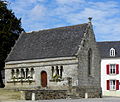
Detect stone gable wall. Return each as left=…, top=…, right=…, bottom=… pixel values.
left=77, top=24, right=101, bottom=89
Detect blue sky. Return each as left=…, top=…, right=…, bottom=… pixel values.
left=7, top=0, right=120, bottom=41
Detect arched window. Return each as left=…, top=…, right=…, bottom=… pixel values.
left=11, top=69, right=15, bottom=78
left=110, top=48, right=115, bottom=57
left=26, top=68, right=29, bottom=78
left=88, top=48, right=92, bottom=76
left=31, top=68, right=35, bottom=79
left=16, top=69, right=19, bottom=78
left=56, top=66, right=59, bottom=75
left=51, top=66, right=64, bottom=81
left=51, top=66, right=54, bottom=78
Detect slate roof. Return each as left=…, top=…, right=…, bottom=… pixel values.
left=6, top=23, right=88, bottom=62
left=97, top=41, right=120, bottom=58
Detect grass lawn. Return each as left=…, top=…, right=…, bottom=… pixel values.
left=0, top=88, right=21, bottom=101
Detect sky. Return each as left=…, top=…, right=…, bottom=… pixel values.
left=6, top=0, right=120, bottom=41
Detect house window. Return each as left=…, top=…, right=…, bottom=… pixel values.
left=106, top=64, right=119, bottom=74
left=106, top=80, right=119, bottom=90
left=110, top=80, right=116, bottom=90
left=110, top=48, right=115, bottom=57
left=110, top=64, right=116, bottom=74
left=88, top=48, right=92, bottom=76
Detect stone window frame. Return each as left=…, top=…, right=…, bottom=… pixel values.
left=10, top=67, right=35, bottom=82
left=88, top=48, right=92, bottom=76
left=51, top=65, right=64, bottom=82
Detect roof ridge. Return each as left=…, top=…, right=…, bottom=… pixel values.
left=26, top=23, right=88, bottom=34
left=97, top=41, right=120, bottom=43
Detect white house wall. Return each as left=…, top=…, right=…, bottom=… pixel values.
left=101, top=58, right=120, bottom=97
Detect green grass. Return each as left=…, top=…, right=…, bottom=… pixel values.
left=0, top=89, right=21, bottom=101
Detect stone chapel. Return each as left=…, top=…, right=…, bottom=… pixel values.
left=4, top=18, right=101, bottom=98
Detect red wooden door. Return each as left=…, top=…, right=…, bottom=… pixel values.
left=41, top=71, right=47, bottom=87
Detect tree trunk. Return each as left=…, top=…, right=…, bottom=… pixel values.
left=0, top=69, right=5, bottom=88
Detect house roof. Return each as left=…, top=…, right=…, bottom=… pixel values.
left=97, top=41, right=120, bottom=58
left=6, top=23, right=89, bottom=62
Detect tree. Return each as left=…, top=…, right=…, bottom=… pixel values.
left=0, top=0, right=24, bottom=87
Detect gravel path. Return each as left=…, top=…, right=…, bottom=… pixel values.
left=1, top=97, right=120, bottom=102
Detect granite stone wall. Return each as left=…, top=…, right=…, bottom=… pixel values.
left=20, top=86, right=102, bottom=100
left=5, top=57, right=79, bottom=89
left=77, top=24, right=101, bottom=90
left=24, top=90, right=67, bottom=100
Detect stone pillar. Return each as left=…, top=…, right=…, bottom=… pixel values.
left=13, top=69, right=16, bottom=78
left=67, top=77, right=72, bottom=92
left=32, top=92, right=35, bottom=101
left=33, top=72, right=35, bottom=80
left=20, top=91, right=25, bottom=100
left=60, top=66, right=63, bottom=78
left=53, top=67, right=57, bottom=77
left=28, top=68, right=31, bottom=77
left=58, top=66, right=60, bottom=76
left=18, top=69, right=21, bottom=78
left=51, top=66, right=54, bottom=78
left=24, top=68, right=26, bottom=79
left=85, top=93, right=88, bottom=99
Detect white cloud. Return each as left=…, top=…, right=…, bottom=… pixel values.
left=54, top=1, right=119, bottom=21
left=56, top=0, right=85, bottom=4
left=89, top=1, right=119, bottom=10
left=29, top=5, right=46, bottom=20
left=94, top=18, right=120, bottom=41
left=53, top=0, right=120, bottom=41
left=7, top=0, right=120, bottom=41
left=7, top=0, right=47, bottom=31
left=37, top=0, right=45, bottom=2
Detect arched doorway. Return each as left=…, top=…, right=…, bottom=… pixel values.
left=41, top=71, right=47, bottom=87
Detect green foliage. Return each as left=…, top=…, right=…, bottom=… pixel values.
left=0, top=0, right=24, bottom=68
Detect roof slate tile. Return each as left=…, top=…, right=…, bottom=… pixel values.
left=97, top=41, right=120, bottom=58
left=6, top=23, right=88, bottom=62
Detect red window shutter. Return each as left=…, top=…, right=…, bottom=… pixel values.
left=106, top=80, right=110, bottom=90
left=106, top=64, right=109, bottom=74
left=116, top=80, right=119, bottom=90
left=116, top=64, right=119, bottom=74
